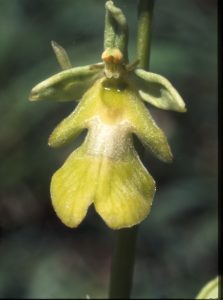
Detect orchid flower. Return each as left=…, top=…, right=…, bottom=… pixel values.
left=29, top=1, right=186, bottom=229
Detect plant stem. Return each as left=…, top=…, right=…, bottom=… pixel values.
left=137, top=0, right=155, bottom=70
left=109, top=226, right=138, bottom=299
left=108, top=1, right=155, bottom=299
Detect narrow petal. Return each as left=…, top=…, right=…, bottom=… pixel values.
left=50, top=148, right=99, bottom=228
left=29, top=65, right=102, bottom=102
left=131, top=69, right=186, bottom=112
left=123, top=87, right=173, bottom=163
left=48, top=109, right=84, bottom=148
left=51, top=40, right=73, bottom=70
left=94, top=153, right=155, bottom=229
left=48, top=79, right=103, bottom=148
left=132, top=107, right=173, bottom=163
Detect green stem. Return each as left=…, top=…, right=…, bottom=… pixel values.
left=109, top=227, right=138, bottom=299
left=137, top=0, right=155, bottom=70
left=108, top=1, right=155, bottom=299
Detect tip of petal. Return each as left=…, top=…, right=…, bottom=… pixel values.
left=181, top=106, right=187, bottom=113
left=99, top=206, right=152, bottom=230
left=28, top=90, right=39, bottom=101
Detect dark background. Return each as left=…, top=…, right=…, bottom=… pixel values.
left=0, top=0, right=217, bottom=298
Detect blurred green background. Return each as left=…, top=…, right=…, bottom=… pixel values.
left=0, top=0, right=217, bottom=298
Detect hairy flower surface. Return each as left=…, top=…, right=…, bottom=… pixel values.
left=29, top=1, right=186, bottom=229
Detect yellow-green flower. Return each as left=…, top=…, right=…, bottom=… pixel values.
left=29, top=1, right=186, bottom=229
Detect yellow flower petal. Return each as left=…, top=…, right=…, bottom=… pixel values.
left=50, top=147, right=99, bottom=227
left=94, top=153, right=155, bottom=229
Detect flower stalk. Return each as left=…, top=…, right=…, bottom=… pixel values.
left=109, top=227, right=138, bottom=299
left=137, top=0, right=155, bottom=69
